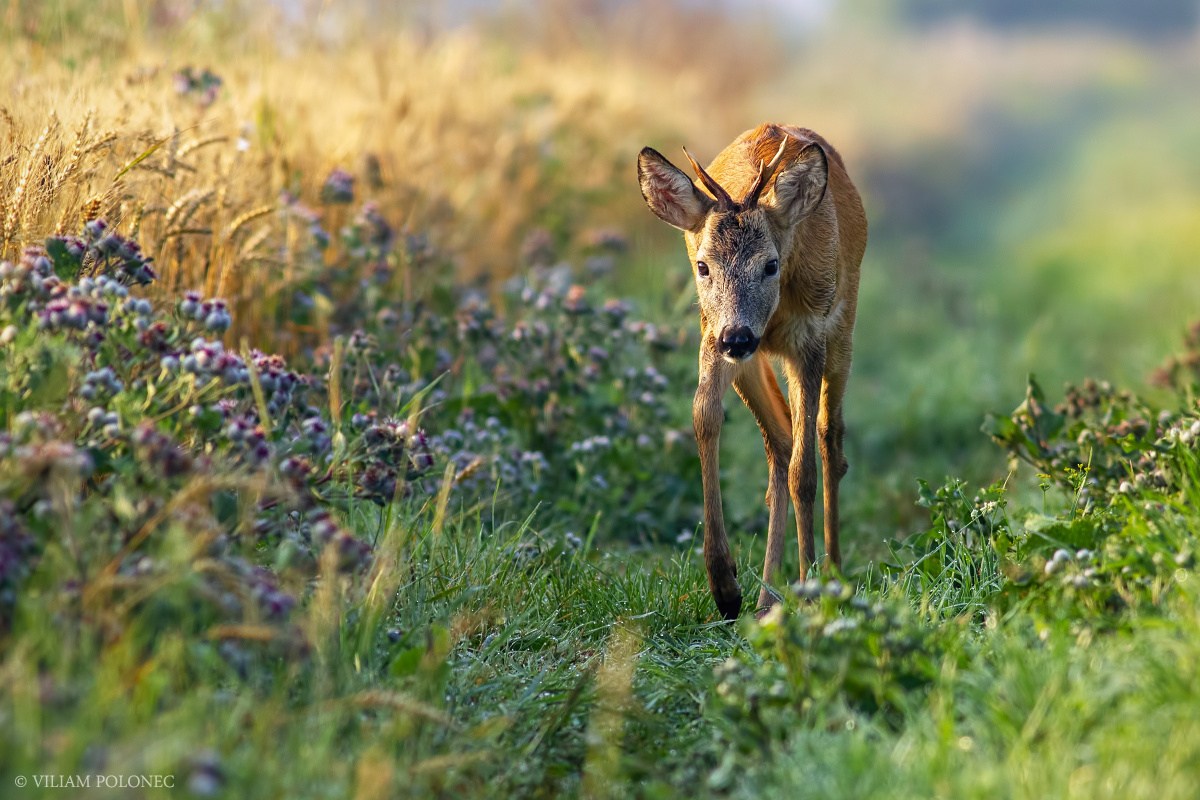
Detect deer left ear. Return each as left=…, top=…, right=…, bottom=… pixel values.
left=770, top=142, right=828, bottom=222
left=638, top=147, right=713, bottom=232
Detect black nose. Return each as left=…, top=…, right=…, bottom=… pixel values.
left=717, top=326, right=759, bottom=359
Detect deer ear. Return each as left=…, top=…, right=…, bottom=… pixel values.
left=770, top=142, right=828, bottom=221
left=638, top=147, right=712, bottom=232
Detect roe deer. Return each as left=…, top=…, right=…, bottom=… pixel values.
left=637, top=123, right=867, bottom=619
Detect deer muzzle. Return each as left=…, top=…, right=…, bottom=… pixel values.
left=717, top=325, right=760, bottom=361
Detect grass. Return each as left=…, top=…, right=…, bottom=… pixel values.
left=3, top=1, right=1200, bottom=798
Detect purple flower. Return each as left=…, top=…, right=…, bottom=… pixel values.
left=320, top=168, right=355, bottom=204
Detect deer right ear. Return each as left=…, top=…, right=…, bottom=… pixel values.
left=638, top=147, right=713, bottom=232
left=770, top=142, right=828, bottom=222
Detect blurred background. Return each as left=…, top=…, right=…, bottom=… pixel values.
left=4, top=0, right=1199, bottom=548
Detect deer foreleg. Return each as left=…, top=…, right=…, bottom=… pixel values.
left=785, top=339, right=826, bottom=580
left=695, top=349, right=739, bottom=620
left=733, top=357, right=793, bottom=614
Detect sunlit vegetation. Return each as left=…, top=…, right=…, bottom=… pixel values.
left=2, top=1, right=1200, bottom=797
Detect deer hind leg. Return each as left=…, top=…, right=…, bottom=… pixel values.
left=784, top=339, right=826, bottom=581
left=818, top=363, right=849, bottom=571
left=733, top=357, right=793, bottom=615
left=694, top=347, right=739, bottom=620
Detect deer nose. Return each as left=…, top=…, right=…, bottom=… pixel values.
left=717, top=325, right=759, bottom=360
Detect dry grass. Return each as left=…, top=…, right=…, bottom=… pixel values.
left=0, top=0, right=753, bottom=349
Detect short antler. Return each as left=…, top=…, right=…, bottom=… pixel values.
left=742, top=138, right=789, bottom=209
left=682, top=146, right=735, bottom=211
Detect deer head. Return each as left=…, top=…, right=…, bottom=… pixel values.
left=637, top=137, right=828, bottom=362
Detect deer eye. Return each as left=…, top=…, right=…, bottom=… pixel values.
left=696, top=261, right=710, bottom=278
left=764, top=259, right=779, bottom=277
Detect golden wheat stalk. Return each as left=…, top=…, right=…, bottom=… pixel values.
left=80, top=197, right=103, bottom=224
left=126, top=202, right=145, bottom=239
left=49, top=116, right=101, bottom=234
left=227, top=204, right=274, bottom=238
left=146, top=162, right=189, bottom=177
left=213, top=247, right=242, bottom=299
left=161, top=128, right=181, bottom=179
left=112, top=135, right=170, bottom=181
left=238, top=225, right=272, bottom=256
left=82, top=131, right=118, bottom=155
left=50, top=111, right=92, bottom=195
left=160, top=227, right=213, bottom=239
left=163, top=187, right=215, bottom=233
left=176, top=135, right=228, bottom=161
left=454, top=456, right=486, bottom=486
left=4, top=118, right=56, bottom=244
left=53, top=203, right=73, bottom=235
left=87, top=180, right=125, bottom=227
left=432, top=462, right=456, bottom=536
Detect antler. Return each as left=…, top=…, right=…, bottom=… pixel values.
left=742, top=138, right=790, bottom=209
left=682, top=146, right=735, bottom=211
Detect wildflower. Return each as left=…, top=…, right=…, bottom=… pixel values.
left=333, top=531, right=372, bottom=571
left=173, top=66, right=222, bottom=106
left=822, top=580, right=847, bottom=599
left=510, top=541, right=540, bottom=566
left=302, top=417, right=332, bottom=454
left=564, top=284, right=589, bottom=314
left=602, top=298, right=630, bottom=322
left=81, top=367, right=123, bottom=399
left=320, top=168, right=355, bottom=204
left=18, top=440, right=93, bottom=478
left=358, top=463, right=399, bottom=503
left=822, top=617, right=859, bottom=637
left=74, top=223, right=157, bottom=286
left=519, top=228, right=556, bottom=267
left=792, top=578, right=822, bottom=600
left=186, top=751, right=225, bottom=797
left=204, top=303, right=233, bottom=333
left=180, top=291, right=202, bottom=318
left=354, top=202, right=394, bottom=251
left=570, top=435, right=611, bottom=454
left=131, top=424, right=192, bottom=478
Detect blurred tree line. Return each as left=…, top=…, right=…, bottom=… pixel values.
left=898, top=0, right=1198, bottom=37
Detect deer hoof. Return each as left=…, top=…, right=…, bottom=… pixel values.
left=714, top=588, right=742, bottom=621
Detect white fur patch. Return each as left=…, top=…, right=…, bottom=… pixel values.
left=822, top=299, right=846, bottom=334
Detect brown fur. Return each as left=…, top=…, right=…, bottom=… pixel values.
left=638, top=123, right=868, bottom=619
